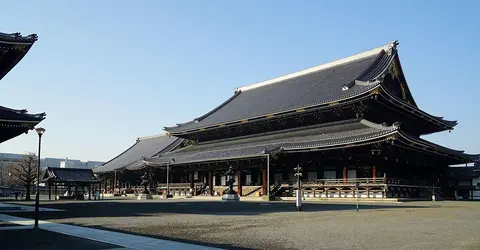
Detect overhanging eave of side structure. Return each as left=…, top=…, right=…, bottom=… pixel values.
left=145, top=119, right=400, bottom=167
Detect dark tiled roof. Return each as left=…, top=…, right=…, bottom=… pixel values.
left=0, top=105, right=46, bottom=143
left=93, top=134, right=182, bottom=173
left=146, top=119, right=399, bottom=166
left=0, top=32, right=38, bottom=44
left=0, top=32, right=38, bottom=81
left=165, top=42, right=398, bottom=133
left=42, top=167, right=100, bottom=183
left=0, top=105, right=46, bottom=122
left=147, top=119, right=479, bottom=167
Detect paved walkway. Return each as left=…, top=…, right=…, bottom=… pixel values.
left=0, top=214, right=221, bottom=250
left=0, top=203, right=64, bottom=212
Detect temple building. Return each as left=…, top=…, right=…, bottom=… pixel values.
left=0, top=32, right=45, bottom=143
left=96, top=41, right=478, bottom=199
left=93, top=134, right=183, bottom=192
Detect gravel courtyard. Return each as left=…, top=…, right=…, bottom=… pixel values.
left=4, top=198, right=480, bottom=250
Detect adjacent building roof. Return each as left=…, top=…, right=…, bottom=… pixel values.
left=42, top=167, right=100, bottom=183
left=165, top=42, right=398, bottom=133
left=147, top=119, right=397, bottom=166
left=93, top=133, right=183, bottom=173
left=0, top=32, right=38, bottom=81
left=0, top=105, right=46, bottom=143
left=147, top=119, right=478, bottom=167
left=0, top=31, right=44, bottom=144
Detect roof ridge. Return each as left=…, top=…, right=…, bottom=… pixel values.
left=137, top=132, right=169, bottom=141
left=360, top=119, right=400, bottom=131
left=236, top=41, right=398, bottom=92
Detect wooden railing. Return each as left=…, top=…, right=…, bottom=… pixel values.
left=277, top=178, right=426, bottom=187
left=314, top=178, right=385, bottom=185
left=385, top=179, right=426, bottom=186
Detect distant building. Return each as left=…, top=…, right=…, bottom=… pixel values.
left=0, top=152, right=104, bottom=186
left=448, top=166, right=480, bottom=200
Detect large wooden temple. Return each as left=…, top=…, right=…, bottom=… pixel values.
left=96, top=41, right=478, bottom=199
left=0, top=32, right=45, bottom=143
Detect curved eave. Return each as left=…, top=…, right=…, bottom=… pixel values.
left=396, top=132, right=478, bottom=163
left=0, top=33, right=38, bottom=81
left=378, top=86, right=457, bottom=129
left=0, top=32, right=38, bottom=45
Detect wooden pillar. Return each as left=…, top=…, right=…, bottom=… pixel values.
left=190, top=172, right=195, bottom=189
left=48, top=181, right=51, bottom=200
left=54, top=183, right=57, bottom=200
left=102, top=178, right=106, bottom=199
left=237, top=169, right=242, bottom=196
left=208, top=171, right=213, bottom=195
left=372, top=165, right=377, bottom=182
left=343, top=166, right=347, bottom=184
left=262, top=168, right=267, bottom=195
left=88, top=185, right=91, bottom=200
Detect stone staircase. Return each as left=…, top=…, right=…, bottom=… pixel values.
left=242, top=186, right=262, bottom=196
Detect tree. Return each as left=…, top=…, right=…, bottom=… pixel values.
left=9, top=153, right=38, bottom=200
left=0, top=160, right=6, bottom=186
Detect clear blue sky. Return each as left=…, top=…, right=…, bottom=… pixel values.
left=0, top=1, right=478, bottom=162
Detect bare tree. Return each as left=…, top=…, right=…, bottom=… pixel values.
left=0, top=160, right=5, bottom=186
left=9, top=153, right=38, bottom=200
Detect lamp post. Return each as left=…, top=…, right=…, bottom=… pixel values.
left=34, top=127, right=45, bottom=229
left=165, top=159, right=174, bottom=198
left=355, top=182, right=360, bottom=212
left=166, top=164, right=170, bottom=197
left=294, top=165, right=303, bottom=211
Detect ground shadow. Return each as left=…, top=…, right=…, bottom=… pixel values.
left=3, top=199, right=427, bottom=219
left=0, top=200, right=431, bottom=250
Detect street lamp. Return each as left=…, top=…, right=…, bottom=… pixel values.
left=34, top=127, right=45, bottom=229
left=165, top=159, right=174, bottom=199
left=294, top=165, right=303, bottom=211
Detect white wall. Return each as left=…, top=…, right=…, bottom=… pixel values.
left=324, top=171, right=336, bottom=179
left=472, top=178, right=480, bottom=188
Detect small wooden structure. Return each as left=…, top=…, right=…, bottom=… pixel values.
left=41, top=167, right=101, bottom=200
